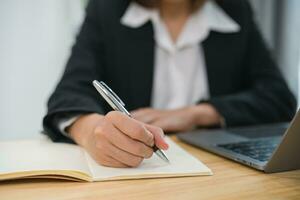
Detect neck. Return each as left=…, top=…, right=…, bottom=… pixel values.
left=159, top=1, right=192, bottom=20
left=158, top=0, right=206, bottom=42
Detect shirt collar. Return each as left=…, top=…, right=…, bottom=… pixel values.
left=121, top=2, right=155, bottom=28
left=121, top=1, right=240, bottom=31
left=121, top=1, right=240, bottom=51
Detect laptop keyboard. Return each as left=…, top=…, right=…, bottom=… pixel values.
left=218, top=138, right=281, bottom=162
left=228, top=124, right=287, bottom=139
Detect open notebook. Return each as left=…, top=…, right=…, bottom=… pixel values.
left=0, top=137, right=212, bottom=182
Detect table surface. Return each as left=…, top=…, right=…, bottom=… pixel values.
left=1, top=136, right=300, bottom=200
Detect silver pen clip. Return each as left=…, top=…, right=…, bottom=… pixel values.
left=93, top=80, right=131, bottom=116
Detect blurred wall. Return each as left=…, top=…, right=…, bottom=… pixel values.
left=249, top=0, right=300, bottom=98
left=0, top=0, right=84, bottom=139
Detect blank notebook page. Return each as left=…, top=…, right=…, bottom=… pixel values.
left=87, top=137, right=212, bottom=181
left=0, top=139, right=90, bottom=175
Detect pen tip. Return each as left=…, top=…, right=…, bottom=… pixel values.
left=155, top=150, right=170, bottom=163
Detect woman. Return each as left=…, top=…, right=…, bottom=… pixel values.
left=43, top=0, right=296, bottom=168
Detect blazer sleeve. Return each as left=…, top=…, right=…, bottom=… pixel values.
left=43, top=0, right=106, bottom=142
left=208, top=2, right=297, bottom=127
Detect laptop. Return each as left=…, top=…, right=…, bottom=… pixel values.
left=177, top=110, right=300, bottom=173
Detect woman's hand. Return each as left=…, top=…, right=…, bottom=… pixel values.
left=131, top=104, right=223, bottom=133
left=68, top=112, right=169, bottom=168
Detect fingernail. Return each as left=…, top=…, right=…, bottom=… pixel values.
left=161, top=137, right=169, bottom=149
left=164, top=142, right=169, bottom=149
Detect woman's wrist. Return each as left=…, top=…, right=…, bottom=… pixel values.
left=188, top=103, right=223, bottom=127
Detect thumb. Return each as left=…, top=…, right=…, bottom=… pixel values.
left=144, top=124, right=169, bottom=150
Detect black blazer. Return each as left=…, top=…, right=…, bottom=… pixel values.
left=43, top=0, right=296, bottom=142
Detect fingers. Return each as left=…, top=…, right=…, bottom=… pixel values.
left=108, top=143, right=144, bottom=167
left=91, top=111, right=156, bottom=168
left=144, top=124, right=169, bottom=150
left=94, top=136, right=144, bottom=167
left=106, top=111, right=154, bottom=147
left=95, top=154, right=129, bottom=168
left=106, top=111, right=168, bottom=151
left=98, top=121, right=153, bottom=158
left=87, top=111, right=170, bottom=168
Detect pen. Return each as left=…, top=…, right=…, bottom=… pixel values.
left=92, top=80, right=170, bottom=163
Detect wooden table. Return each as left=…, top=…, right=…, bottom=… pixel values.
left=1, top=136, right=299, bottom=200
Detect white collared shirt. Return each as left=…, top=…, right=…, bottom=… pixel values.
left=58, top=0, right=240, bottom=135
left=121, top=0, right=240, bottom=109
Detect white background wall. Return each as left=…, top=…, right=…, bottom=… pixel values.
left=0, top=0, right=84, bottom=140
left=0, top=0, right=299, bottom=140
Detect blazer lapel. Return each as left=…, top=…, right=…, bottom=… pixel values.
left=203, top=33, right=219, bottom=97
left=116, top=22, right=155, bottom=111
left=203, top=31, right=240, bottom=97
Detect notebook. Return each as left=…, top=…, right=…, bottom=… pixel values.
left=0, top=137, right=212, bottom=182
